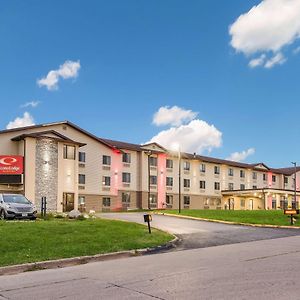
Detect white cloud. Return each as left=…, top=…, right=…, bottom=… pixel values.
left=148, top=119, right=222, bottom=154
left=153, top=106, right=198, bottom=127
left=37, top=60, right=81, bottom=90
left=229, top=0, right=300, bottom=68
left=20, top=100, right=40, bottom=108
left=227, top=148, right=255, bottom=162
left=6, top=112, right=35, bottom=129
left=293, top=46, right=300, bottom=54
left=248, top=54, right=266, bottom=68
left=264, top=52, right=286, bottom=68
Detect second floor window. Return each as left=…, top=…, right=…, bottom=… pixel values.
left=200, top=163, right=206, bottom=173
left=214, top=182, right=220, bottom=190
left=63, top=145, right=75, bottom=160
left=200, top=180, right=206, bottom=189
left=122, top=172, right=131, bottom=183
left=150, top=175, right=157, bottom=185
left=122, top=153, right=131, bottom=163
left=214, top=166, right=220, bottom=174
left=166, top=159, right=173, bottom=169
left=240, top=170, right=245, bottom=178
left=183, top=161, right=190, bottom=171
left=149, top=157, right=157, bottom=167
left=228, top=183, right=234, bottom=190
left=79, top=152, right=86, bottom=162
left=263, top=173, right=267, bottom=181
left=78, top=174, right=85, bottom=184
left=284, top=176, right=288, bottom=184
left=166, top=177, right=173, bottom=186
left=228, top=168, right=234, bottom=176
left=102, top=176, right=111, bottom=186
left=103, top=155, right=111, bottom=165
left=272, top=175, right=276, bottom=182
left=184, top=179, right=190, bottom=188
left=252, top=172, right=257, bottom=180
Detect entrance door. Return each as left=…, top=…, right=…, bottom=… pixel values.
left=249, top=199, right=254, bottom=210
left=63, top=193, right=75, bottom=212
left=229, top=198, right=234, bottom=210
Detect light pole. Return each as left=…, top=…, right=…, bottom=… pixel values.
left=145, top=151, right=153, bottom=210
left=292, top=162, right=297, bottom=209
left=178, top=148, right=181, bottom=214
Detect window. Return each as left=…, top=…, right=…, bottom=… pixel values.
left=122, top=192, right=130, bottom=204
left=184, top=179, right=190, bottom=188
left=149, top=156, right=157, bottom=166
left=184, top=196, right=190, bottom=207
left=228, top=168, right=234, bottom=176
left=263, top=173, right=267, bottom=181
left=240, top=170, right=245, bottom=178
left=253, top=185, right=257, bottom=189
left=122, top=153, right=131, bottom=163
left=150, top=194, right=157, bottom=208
left=200, top=180, right=206, bottom=189
left=284, top=176, right=288, bottom=184
left=214, top=166, right=220, bottom=174
left=79, top=152, right=86, bottom=162
left=272, top=175, right=276, bottom=182
left=103, top=197, right=111, bottom=207
left=166, top=177, right=173, bottom=186
left=214, top=182, right=220, bottom=190
left=78, top=196, right=85, bottom=205
left=166, top=159, right=173, bottom=169
left=102, top=176, right=111, bottom=186
left=228, top=183, right=234, bottom=190
left=102, top=155, right=111, bottom=165
left=240, top=199, right=245, bottom=208
left=122, top=172, right=131, bottom=183
left=252, top=172, right=257, bottom=180
left=200, top=163, right=206, bottom=173
left=183, top=161, right=190, bottom=171
left=280, top=197, right=288, bottom=209
left=272, top=198, right=277, bottom=209
left=166, top=195, right=173, bottom=206
left=63, top=145, right=75, bottom=160
left=240, top=184, right=245, bottom=190
left=150, top=175, right=157, bottom=185
left=78, top=174, right=85, bottom=184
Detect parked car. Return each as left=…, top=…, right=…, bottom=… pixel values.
left=0, top=194, right=37, bottom=220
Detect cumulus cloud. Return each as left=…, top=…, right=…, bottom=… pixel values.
left=6, top=112, right=35, bottom=129
left=37, top=60, right=81, bottom=90
left=148, top=119, right=222, bottom=154
left=227, top=148, right=255, bottom=162
left=20, top=100, right=40, bottom=108
left=229, top=0, right=300, bottom=68
left=153, top=106, right=198, bottom=127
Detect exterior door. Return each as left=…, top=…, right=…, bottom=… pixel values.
left=63, top=193, right=75, bottom=212
left=249, top=199, right=254, bottom=210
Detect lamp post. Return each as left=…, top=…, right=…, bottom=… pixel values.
left=178, top=148, right=182, bottom=214
left=145, top=151, right=153, bottom=210
left=292, top=162, right=297, bottom=209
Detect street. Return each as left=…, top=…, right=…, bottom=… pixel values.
left=0, top=214, right=300, bottom=299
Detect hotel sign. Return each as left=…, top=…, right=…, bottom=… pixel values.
left=284, top=209, right=299, bottom=215
left=0, top=156, right=23, bottom=174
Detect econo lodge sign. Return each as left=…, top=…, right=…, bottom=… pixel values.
left=0, top=156, right=23, bottom=174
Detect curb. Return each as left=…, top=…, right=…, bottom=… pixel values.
left=154, top=212, right=300, bottom=230
left=0, top=236, right=178, bottom=276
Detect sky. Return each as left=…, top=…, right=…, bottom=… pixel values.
left=1, top=0, right=300, bottom=167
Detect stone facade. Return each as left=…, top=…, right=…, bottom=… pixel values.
left=35, top=138, right=58, bottom=211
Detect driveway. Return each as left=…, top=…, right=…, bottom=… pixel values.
left=99, top=212, right=300, bottom=250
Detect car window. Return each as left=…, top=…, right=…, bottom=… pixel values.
left=3, top=195, right=30, bottom=204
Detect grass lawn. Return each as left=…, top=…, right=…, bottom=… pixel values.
left=161, top=209, right=300, bottom=227
left=0, top=218, right=173, bottom=267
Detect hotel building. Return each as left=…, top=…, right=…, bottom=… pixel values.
left=0, top=120, right=299, bottom=212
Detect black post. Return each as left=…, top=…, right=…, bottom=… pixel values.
left=291, top=214, right=294, bottom=225
left=41, top=197, right=44, bottom=217
left=44, top=197, right=47, bottom=216
left=147, top=219, right=151, bottom=234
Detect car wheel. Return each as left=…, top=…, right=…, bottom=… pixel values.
left=0, top=210, right=6, bottom=220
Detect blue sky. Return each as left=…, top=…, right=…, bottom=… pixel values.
left=1, top=0, right=300, bottom=167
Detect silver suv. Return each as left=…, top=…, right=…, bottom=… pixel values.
left=0, top=194, right=37, bottom=220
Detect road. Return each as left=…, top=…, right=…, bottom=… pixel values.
left=1, top=213, right=300, bottom=299
left=99, top=212, right=300, bottom=250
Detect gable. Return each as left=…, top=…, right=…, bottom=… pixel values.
left=140, top=143, right=167, bottom=153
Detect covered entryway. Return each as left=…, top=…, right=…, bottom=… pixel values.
left=63, top=193, right=74, bottom=212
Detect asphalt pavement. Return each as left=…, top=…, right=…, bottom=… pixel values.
left=99, top=212, right=300, bottom=250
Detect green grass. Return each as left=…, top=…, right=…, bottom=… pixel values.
left=0, top=218, right=173, bottom=267
left=161, top=210, right=300, bottom=227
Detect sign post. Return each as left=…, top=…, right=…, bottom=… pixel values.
left=144, top=214, right=152, bottom=234
left=41, top=197, right=47, bottom=217
left=284, top=209, right=299, bottom=225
